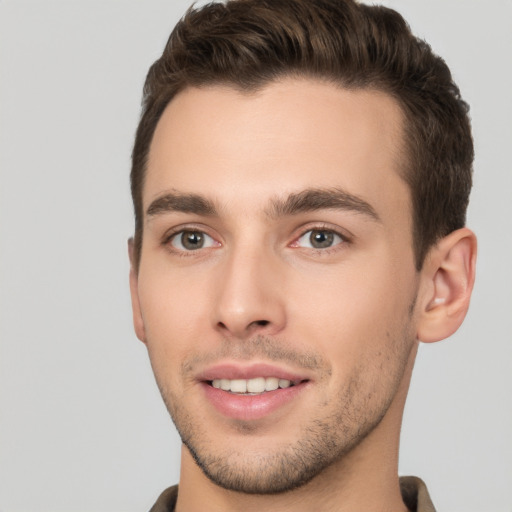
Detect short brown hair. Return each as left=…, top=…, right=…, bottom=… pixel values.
left=131, top=0, right=473, bottom=270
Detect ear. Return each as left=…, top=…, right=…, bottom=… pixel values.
left=128, top=238, right=147, bottom=344
left=416, top=228, right=477, bottom=343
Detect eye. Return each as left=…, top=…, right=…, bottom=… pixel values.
left=294, top=229, right=344, bottom=249
left=170, top=230, right=218, bottom=251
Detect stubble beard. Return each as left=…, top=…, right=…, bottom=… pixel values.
left=169, top=378, right=391, bottom=494
left=152, top=327, right=416, bottom=495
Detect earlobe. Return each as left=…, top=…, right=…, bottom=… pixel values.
left=128, top=238, right=147, bottom=344
left=417, top=228, right=477, bottom=343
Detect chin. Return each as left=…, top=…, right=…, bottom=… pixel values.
left=172, top=398, right=389, bottom=495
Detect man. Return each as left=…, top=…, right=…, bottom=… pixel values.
left=128, top=0, right=476, bottom=510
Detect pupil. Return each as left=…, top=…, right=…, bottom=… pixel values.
left=182, top=231, right=203, bottom=250
left=310, top=230, right=333, bottom=248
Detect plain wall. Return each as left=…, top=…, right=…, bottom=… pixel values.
left=0, top=1, right=510, bottom=510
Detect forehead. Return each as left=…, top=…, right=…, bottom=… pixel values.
left=145, top=78, right=409, bottom=225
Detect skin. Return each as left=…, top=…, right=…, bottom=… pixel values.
left=129, top=78, right=476, bottom=512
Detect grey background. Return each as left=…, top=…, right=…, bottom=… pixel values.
left=0, top=1, right=510, bottom=510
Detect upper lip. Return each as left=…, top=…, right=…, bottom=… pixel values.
left=196, top=362, right=311, bottom=385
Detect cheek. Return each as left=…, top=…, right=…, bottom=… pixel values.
left=137, top=266, right=212, bottom=364
left=288, top=257, right=416, bottom=363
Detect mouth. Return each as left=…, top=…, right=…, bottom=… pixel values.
left=198, top=364, right=311, bottom=421
left=208, top=376, right=298, bottom=395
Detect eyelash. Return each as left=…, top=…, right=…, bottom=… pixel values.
left=162, top=225, right=219, bottom=257
left=162, top=224, right=351, bottom=256
left=290, top=224, right=350, bottom=254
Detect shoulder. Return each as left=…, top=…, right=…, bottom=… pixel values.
left=400, top=476, right=436, bottom=512
left=148, top=485, right=179, bottom=512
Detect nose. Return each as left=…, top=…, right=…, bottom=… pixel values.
left=212, top=243, right=286, bottom=340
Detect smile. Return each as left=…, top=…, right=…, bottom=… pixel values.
left=197, top=363, right=311, bottom=420
left=210, top=377, right=293, bottom=394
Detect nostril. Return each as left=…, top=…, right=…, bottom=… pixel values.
left=215, top=318, right=277, bottom=337
left=253, top=320, right=270, bottom=327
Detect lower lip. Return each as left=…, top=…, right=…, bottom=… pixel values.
left=201, top=381, right=308, bottom=421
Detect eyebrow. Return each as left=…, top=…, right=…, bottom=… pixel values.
left=145, top=187, right=380, bottom=222
left=146, top=191, right=217, bottom=218
left=267, top=188, right=380, bottom=222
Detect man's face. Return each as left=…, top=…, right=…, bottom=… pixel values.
left=131, top=79, right=421, bottom=493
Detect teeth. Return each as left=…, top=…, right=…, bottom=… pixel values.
left=278, top=379, right=291, bottom=388
left=211, top=377, right=294, bottom=394
left=230, top=379, right=247, bottom=393
left=247, top=377, right=265, bottom=393
left=265, top=377, right=279, bottom=391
